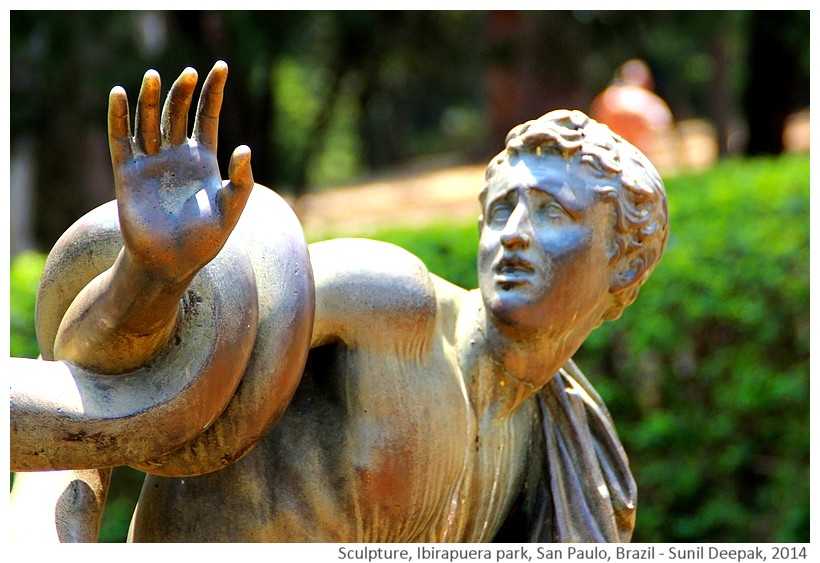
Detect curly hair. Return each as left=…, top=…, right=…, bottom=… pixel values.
left=482, top=109, right=669, bottom=322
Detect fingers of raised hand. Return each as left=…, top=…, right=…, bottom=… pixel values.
left=134, top=70, right=162, bottom=155
left=111, top=64, right=228, bottom=162
left=108, top=86, right=134, bottom=171
left=161, top=67, right=198, bottom=147
left=218, top=145, right=254, bottom=226
left=193, top=61, right=228, bottom=153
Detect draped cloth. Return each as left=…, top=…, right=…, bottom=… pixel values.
left=495, top=359, right=637, bottom=543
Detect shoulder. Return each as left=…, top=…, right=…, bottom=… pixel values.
left=309, top=238, right=432, bottom=288
left=308, top=239, right=442, bottom=349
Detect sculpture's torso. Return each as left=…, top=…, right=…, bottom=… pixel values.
left=131, top=242, right=536, bottom=542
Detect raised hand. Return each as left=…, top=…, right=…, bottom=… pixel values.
left=108, top=61, right=253, bottom=283
left=51, top=62, right=257, bottom=374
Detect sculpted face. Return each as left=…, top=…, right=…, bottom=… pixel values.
left=478, top=152, right=617, bottom=334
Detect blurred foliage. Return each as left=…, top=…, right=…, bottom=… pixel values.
left=8, top=158, right=808, bottom=540
left=9, top=251, right=46, bottom=358
left=273, top=56, right=363, bottom=187
left=573, top=154, right=810, bottom=542
left=99, top=467, right=145, bottom=543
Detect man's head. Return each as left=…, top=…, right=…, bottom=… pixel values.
left=616, top=59, right=654, bottom=89
left=478, top=109, right=668, bottom=333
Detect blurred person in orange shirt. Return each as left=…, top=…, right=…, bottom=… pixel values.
left=591, top=59, right=675, bottom=168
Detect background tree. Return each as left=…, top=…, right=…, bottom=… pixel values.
left=742, top=11, right=810, bottom=154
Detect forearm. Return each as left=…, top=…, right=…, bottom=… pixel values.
left=53, top=247, right=194, bottom=374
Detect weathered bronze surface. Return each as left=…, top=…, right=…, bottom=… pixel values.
left=9, top=62, right=668, bottom=543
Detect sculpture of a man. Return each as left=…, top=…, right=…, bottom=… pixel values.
left=9, top=62, right=668, bottom=543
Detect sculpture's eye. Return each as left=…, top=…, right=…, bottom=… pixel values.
left=488, top=201, right=513, bottom=226
left=540, top=201, right=568, bottom=220
left=530, top=190, right=570, bottom=222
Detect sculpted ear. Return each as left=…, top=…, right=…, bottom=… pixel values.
left=610, top=256, right=647, bottom=293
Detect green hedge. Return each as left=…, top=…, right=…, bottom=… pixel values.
left=580, top=154, right=809, bottom=542
left=9, top=251, right=46, bottom=359
left=9, top=154, right=808, bottom=542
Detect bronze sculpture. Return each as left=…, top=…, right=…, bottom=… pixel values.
left=9, top=62, right=668, bottom=543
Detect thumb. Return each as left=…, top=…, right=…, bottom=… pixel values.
left=218, top=145, right=254, bottom=226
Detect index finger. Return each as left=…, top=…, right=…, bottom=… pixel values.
left=108, top=86, right=134, bottom=172
left=192, top=61, right=228, bottom=153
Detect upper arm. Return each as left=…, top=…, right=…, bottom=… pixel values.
left=308, top=239, right=438, bottom=354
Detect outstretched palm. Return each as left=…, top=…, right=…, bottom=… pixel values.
left=108, top=61, right=253, bottom=283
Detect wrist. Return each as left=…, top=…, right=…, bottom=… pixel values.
left=117, top=247, right=197, bottom=294
left=107, top=248, right=195, bottom=333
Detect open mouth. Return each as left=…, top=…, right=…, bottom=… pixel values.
left=494, top=257, right=535, bottom=289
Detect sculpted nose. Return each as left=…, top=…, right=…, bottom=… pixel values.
left=500, top=205, right=531, bottom=249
